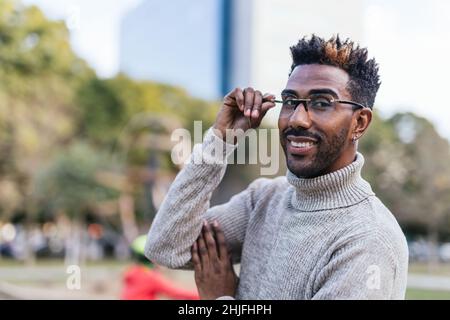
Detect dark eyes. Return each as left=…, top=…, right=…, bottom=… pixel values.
left=310, top=98, right=332, bottom=108
left=282, top=96, right=333, bottom=109
left=284, top=100, right=298, bottom=107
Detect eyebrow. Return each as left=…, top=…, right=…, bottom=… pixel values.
left=280, top=89, right=298, bottom=97
left=281, top=88, right=339, bottom=99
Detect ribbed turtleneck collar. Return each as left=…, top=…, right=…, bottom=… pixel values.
left=286, top=152, right=375, bottom=212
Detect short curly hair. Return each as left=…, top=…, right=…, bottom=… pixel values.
left=289, top=34, right=381, bottom=109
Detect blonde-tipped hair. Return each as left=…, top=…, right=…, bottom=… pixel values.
left=289, top=34, right=380, bottom=109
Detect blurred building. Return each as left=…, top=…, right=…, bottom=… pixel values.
left=120, top=0, right=230, bottom=100
left=120, top=0, right=365, bottom=100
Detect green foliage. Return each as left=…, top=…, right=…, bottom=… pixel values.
left=32, top=143, right=119, bottom=219
left=76, top=73, right=218, bottom=145
left=360, top=111, right=450, bottom=236
left=0, top=0, right=93, bottom=216
left=0, top=0, right=217, bottom=222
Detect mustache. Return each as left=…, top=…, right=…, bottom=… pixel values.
left=283, top=128, right=322, bottom=141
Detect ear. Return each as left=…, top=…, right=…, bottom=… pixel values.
left=352, top=108, right=372, bottom=141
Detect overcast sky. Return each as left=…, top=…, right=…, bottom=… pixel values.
left=22, top=0, right=450, bottom=140
left=22, top=0, right=142, bottom=77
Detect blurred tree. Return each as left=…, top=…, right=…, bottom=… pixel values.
left=0, top=0, right=218, bottom=235
left=76, top=73, right=218, bottom=146
left=75, top=73, right=219, bottom=235
left=0, top=0, right=93, bottom=219
left=360, top=112, right=450, bottom=264
left=32, top=142, right=119, bottom=263
left=391, top=113, right=450, bottom=264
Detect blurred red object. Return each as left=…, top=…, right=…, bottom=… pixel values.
left=121, top=265, right=199, bottom=300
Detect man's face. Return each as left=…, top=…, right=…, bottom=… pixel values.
left=278, top=64, right=357, bottom=178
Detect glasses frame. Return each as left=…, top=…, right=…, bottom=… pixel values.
left=273, top=97, right=367, bottom=111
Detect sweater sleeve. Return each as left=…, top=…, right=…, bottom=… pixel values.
left=311, top=233, right=401, bottom=300
left=145, top=127, right=256, bottom=269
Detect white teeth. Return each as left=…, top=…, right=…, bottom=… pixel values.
left=290, top=141, right=315, bottom=148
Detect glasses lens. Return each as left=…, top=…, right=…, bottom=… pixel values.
left=282, top=99, right=301, bottom=108
left=308, top=95, right=333, bottom=110
left=279, top=95, right=337, bottom=117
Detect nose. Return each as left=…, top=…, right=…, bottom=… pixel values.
left=287, top=103, right=312, bottom=129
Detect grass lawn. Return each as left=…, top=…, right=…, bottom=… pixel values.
left=2, top=260, right=450, bottom=300
left=408, top=263, right=450, bottom=276
left=406, top=288, right=450, bottom=300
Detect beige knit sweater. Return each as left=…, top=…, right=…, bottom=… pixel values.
left=145, top=127, right=409, bottom=299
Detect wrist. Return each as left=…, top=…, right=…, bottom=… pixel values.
left=193, top=127, right=237, bottom=165
left=212, top=125, right=247, bottom=145
left=212, top=125, right=228, bottom=142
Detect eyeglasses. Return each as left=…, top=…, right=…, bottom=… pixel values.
left=272, top=94, right=367, bottom=117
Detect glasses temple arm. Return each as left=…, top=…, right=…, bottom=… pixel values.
left=335, top=100, right=368, bottom=109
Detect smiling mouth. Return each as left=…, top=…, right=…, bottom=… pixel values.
left=286, top=137, right=318, bottom=155
left=289, top=140, right=316, bottom=148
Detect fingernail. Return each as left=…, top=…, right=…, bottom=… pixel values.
left=213, top=220, right=219, bottom=227
left=245, top=109, right=250, bottom=116
left=252, top=110, right=259, bottom=117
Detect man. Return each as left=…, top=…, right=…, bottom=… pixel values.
left=145, top=35, right=409, bottom=299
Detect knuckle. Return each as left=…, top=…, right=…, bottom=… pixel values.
left=230, top=87, right=239, bottom=96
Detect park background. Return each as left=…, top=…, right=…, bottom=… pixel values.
left=1, top=0, right=450, bottom=299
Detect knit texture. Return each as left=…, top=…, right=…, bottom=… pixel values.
left=145, top=127, right=409, bottom=300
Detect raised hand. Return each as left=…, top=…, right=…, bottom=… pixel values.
left=213, top=87, right=276, bottom=143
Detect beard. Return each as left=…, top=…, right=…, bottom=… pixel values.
left=281, top=126, right=349, bottom=178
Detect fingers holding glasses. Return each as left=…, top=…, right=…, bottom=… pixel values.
left=261, top=93, right=277, bottom=114
left=252, top=90, right=263, bottom=120
left=243, top=87, right=254, bottom=118
left=233, top=87, right=245, bottom=112
left=249, top=92, right=276, bottom=127
left=242, top=87, right=277, bottom=128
